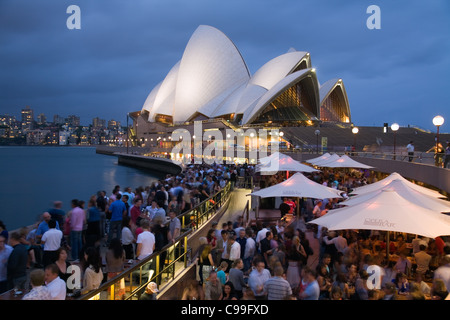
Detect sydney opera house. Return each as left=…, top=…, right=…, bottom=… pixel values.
left=131, top=25, right=352, bottom=154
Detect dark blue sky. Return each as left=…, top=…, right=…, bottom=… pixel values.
left=1, top=0, right=449, bottom=132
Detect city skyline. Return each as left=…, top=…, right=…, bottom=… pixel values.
left=1, top=0, right=449, bottom=132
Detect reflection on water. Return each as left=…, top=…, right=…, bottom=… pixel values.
left=0, top=147, right=159, bottom=230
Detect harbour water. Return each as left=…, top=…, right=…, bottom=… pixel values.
left=0, top=146, right=160, bottom=231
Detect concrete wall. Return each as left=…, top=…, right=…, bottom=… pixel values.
left=297, top=153, right=450, bottom=196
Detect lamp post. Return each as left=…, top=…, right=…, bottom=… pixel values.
left=433, top=115, right=445, bottom=166
left=314, top=129, right=320, bottom=154
left=352, top=127, right=359, bottom=155
left=126, top=112, right=129, bottom=154
left=391, top=123, right=399, bottom=160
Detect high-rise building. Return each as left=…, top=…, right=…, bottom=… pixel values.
left=21, top=106, right=34, bottom=130
left=67, top=115, right=80, bottom=127
left=92, top=117, right=106, bottom=128
left=53, top=114, right=65, bottom=125
left=37, top=113, right=47, bottom=125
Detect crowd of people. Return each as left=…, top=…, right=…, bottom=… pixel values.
left=187, top=211, right=450, bottom=301
left=184, top=169, right=450, bottom=301
left=0, top=162, right=251, bottom=299
left=1, top=160, right=449, bottom=301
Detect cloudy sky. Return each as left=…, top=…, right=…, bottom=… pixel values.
left=1, top=0, right=449, bottom=132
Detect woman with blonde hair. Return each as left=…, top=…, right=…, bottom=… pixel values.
left=198, top=237, right=215, bottom=285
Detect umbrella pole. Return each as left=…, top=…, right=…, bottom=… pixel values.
left=386, top=231, right=390, bottom=261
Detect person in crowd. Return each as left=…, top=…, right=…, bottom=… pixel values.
left=48, top=201, right=65, bottom=231
left=248, top=259, right=271, bottom=300
left=81, top=247, right=104, bottom=294
left=431, top=278, right=449, bottom=300
left=228, top=258, right=247, bottom=299
left=0, top=235, right=12, bottom=294
left=54, top=247, right=72, bottom=289
left=382, top=282, right=398, bottom=300
left=139, top=281, right=159, bottom=300
left=181, top=279, right=204, bottom=300
left=70, top=199, right=86, bottom=261
left=6, top=232, right=28, bottom=291
left=22, top=268, right=52, bottom=300
left=152, top=215, right=169, bottom=282
left=44, top=263, right=67, bottom=300
left=299, top=266, right=320, bottom=300
left=107, top=193, right=127, bottom=245
left=433, top=248, right=450, bottom=291
left=135, top=219, right=155, bottom=261
left=121, top=216, right=135, bottom=260
left=105, top=238, right=126, bottom=299
left=85, top=197, right=101, bottom=248
left=168, top=210, right=181, bottom=243
left=198, top=237, right=215, bottom=286
left=41, top=219, right=63, bottom=267
left=221, top=281, right=238, bottom=300
left=36, top=212, right=60, bottom=244
left=216, top=261, right=228, bottom=285
left=204, top=269, right=223, bottom=300
left=264, top=265, right=292, bottom=300
left=415, top=244, right=432, bottom=276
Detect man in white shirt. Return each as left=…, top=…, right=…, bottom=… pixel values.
left=243, top=229, right=256, bottom=272
left=136, top=220, right=155, bottom=260
left=44, top=264, right=67, bottom=300
left=41, top=219, right=63, bottom=267
left=255, top=223, right=270, bottom=249
left=145, top=200, right=159, bottom=221
left=248, top=260, right=271, bottom=299
left=414, top=244, right=432, bottom=275
left=229, top=234, right=241, bottom=265
left=323, top=230, right=348, bottom=254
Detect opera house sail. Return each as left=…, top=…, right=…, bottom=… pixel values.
left=139, top=25, right=350, bottom=127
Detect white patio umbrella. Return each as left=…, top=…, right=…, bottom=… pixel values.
left=350, top=172, right=444, bottom=199
left=305, top=152, right=331, bottom=165
left=309, top=189, right=450, bottom=239
left=309, top=153, right=341, bottom=167
left=256, top=152, right=319, bottom=173
left=342, top=179, right=450, bottom=213
left=249, top=172, right=343, bottom=199
left=315, top=155, right=374, bottom=169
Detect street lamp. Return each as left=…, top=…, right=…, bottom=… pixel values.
left=391, top=123, right=399, bottom=160
left=433, top=115, right=445, bottom=166
left=126, top=113, right=129, bottom=154
left=352, top=127, right=359, bottom=154
left=314, top=129, right=320, bottom=154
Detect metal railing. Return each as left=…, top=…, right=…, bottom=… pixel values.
left=78, top=182, right=233, bottom=300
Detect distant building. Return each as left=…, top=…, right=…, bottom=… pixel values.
left=67, top=115, right=80, bottom=127
left=21, top=106, right=34, bottom=131
left=93, top=117, right=106, bottom=128
left=37, top=113, right=47, bottom=125
left=53, top=114, right=65, bottom=125
left=26, top=129, right=50, bottom=145
left=108, top=119, right=121, bottom=130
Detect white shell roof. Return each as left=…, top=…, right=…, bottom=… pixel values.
left=249, top=51, right=310, bottom=90
left=172, top=25, right=250, bottom=122
left=149, top=60, right=180, bottom=120
left=319, top=78, right=341, bottom=105
left=242, top=68, right=318, bottom=124
left=142, top=81, right=162, bottom=121
left=141, top=25, right=344, bottom=125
